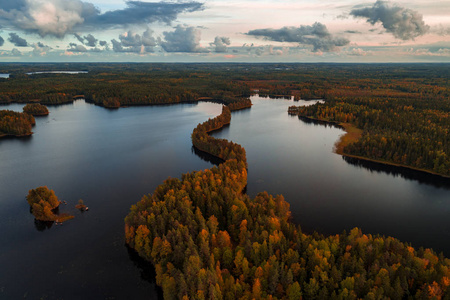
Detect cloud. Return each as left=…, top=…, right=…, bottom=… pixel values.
left=350, top=0, right=429, bottom=40
left=11, top=48, right=22, bottom=56
left=74, top=33, right=85, bottom=44
left=432, top=25, right=450, bottom=36
left=160, top=25, right=208, bottom=53
left=68, top=43, right=88, bottom=52
left=210, top=36, right=230, bottom=53
left=246, top=22, right=349, bottom=52
left=83, top=34, right=97, bottom=47
left=345, top=30, right=362, bottom=34
left=255, top=48, right=264, bottom=56
left=406, top=48, right=450, bottom=57
left=0, top=35, right=4, bottom=47
left=0, top=0, right=98, bottom=38
left=111, top=29, right=156, bottom=53
left=269, top=46, right=283, bottom=56
left=8, top=33, right=28, bottom=47
left=31, top=42, right=52, bottom=56
left=99, top=40, right=107, bottom=47
left=0, top=0, right=204, bottom=38
left=347, top=47, right=372, bottom=56
left=88, top=1, right=204, bottom=29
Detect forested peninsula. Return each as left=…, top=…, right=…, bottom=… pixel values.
left=124, top=74, right=450, bottom=299
left=1, top=63, right=449, bottom=298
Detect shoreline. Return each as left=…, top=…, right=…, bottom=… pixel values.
left=298, top=114, right=450, bottom=180
left=0, top=132, right=33, bottom=139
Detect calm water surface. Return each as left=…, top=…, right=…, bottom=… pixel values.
left=0, top=100, right=221, bottom=299
left=212, top=96, right=450, bottom=254
left=26, top=71, right=88, bottom=75
left=1, top=96, right=450, bottom=299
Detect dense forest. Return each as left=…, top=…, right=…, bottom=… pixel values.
left=23, top=103, right=49, bottom=116
left=289, top=85, right=449, bottom=176
left=1, top=63, right=449, bottom=298
left=125, top=96, right=450, bottom=299
left=0, top=110, right=35, bottom=137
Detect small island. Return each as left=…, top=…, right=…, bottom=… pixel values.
left=23, top=103, right=49, bottom=116
left=0, top=110, right=35, bottom=138
left=27, top=186, right=74, bottom=223
left=75, top=199, right=88, bottom=211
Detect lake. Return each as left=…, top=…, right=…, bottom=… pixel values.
left=0, top=100, right=221, bottom=299
left=212, top=96, right=450, bottom=255
left=1, top=96, right=449, bottom=299
left=25, top=71, right=88, bottom=75
left=0, top=74, right=9, bottom=78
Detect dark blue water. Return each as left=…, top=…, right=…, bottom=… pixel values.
left=1, top=96, right=449, bottom=299
left=212, top=96, right=450, bottom=254
left=0, top=100, right=221, bottom=299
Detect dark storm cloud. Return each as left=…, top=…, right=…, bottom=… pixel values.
left=350, top=0, right=429, bottom=40
left=159, top=25, right=208, bottom=53
left=210, top=36, right=230, bottom=53
left=99, top=40, right=107, bottom=47
left=0, top=35, right=4, bottom=47
left=246, top=22, right=349, bottom=52
left=0, top=0, right=204, bottom=38
left=8, top=33, right=28, bottom=47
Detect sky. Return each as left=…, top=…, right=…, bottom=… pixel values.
left=0, top=0, right=449, bottom=62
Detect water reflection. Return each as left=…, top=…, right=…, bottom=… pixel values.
left=191, top=146, right=224, bottom=166
left=343, top=156, right=450, bottom=190
left=126, top=245, right=163, bottom=299
left=34, top=219, right=54, bottom=231
left=26, top=71, right=88, bottom=75
left=298, top=115, right=343, bottom=129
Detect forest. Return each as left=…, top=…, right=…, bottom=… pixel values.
left=289, top=75, right=450, bottom=176
left=23, top=103, right=49, bottom=116
left=0, top=109, right=35, bottom=137
left=1, top=63, right=449, bottom=298
left=125, top=95, right=450, bottom=299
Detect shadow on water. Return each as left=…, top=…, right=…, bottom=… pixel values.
left=0, top=134, right=33, bottom=144
left=34, top=219, right=54, bottom=231
left=298, top=116, right=450, bottom=190
left=343, top=156, right=450, bottom=190
left=126, top=245, right=164, bottom=299
left=191, top=146, right=224, bottom=166
left=298, top=115, right=344, bottom=129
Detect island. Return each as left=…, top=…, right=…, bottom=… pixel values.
left=75, top=199, right=88, bottom=211
left=23, top=103, right=49, bottom=116
left=0, top=63, right=448, bottom=299
left=26, top=186, right=74, bottom=223
left=0, top=110, right=35, bottom=138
